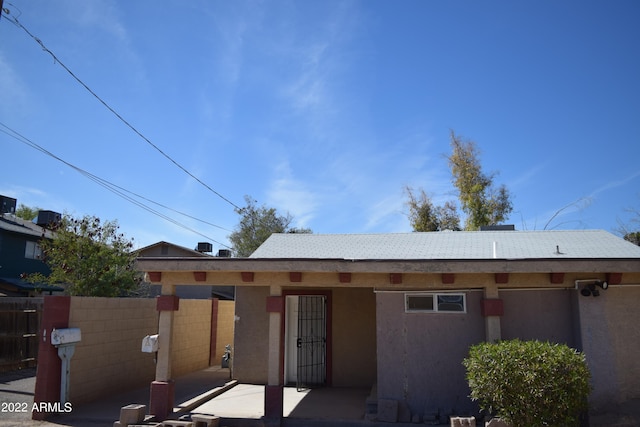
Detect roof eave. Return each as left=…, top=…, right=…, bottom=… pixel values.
left=136, top=256, right=640, bottom=274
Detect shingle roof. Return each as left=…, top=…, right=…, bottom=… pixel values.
left=0, top=214, right=54, bottom=239
left=250, top=230, right=640, bottom=260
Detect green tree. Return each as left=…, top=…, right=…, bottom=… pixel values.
left=405, top=186, right=460, bottom=231
left=448, top=131, right=513, bottom=230
left=616, top=201, right=640, bottom=245
left=624, top=231, right=640, bottom=246
left=29, top=214, right=142, bottom=297
left=406, top=131, right=513, bottom=231
left=229, top=196, right=312, bottom=257
left=15, top=204, right=41, bottom=221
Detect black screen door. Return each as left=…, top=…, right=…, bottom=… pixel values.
left=296, top=295, right=327, bottom=390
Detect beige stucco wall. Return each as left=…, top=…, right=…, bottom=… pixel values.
left=376, top=291, right=486, bottom=415
left=233, top=286, right=376, bottom=387
left=171, top=299, right=212, bottom=377
left=233, top=286, right=270, bottom=383
left=214, top=300, right=235, bottom=362
left=578, top=285, right=640, bottom=412
left=67, top=297, right=158, bottom=404
left=500, top=289, right=578, bottom=346
left=331, top=287, right=376, bottom=387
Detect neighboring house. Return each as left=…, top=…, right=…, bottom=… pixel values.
left=137, top=241, right=234, bottom=300
left=137, top=229, right=640, bottom=423
left=0, top=196, right=63, bottom=297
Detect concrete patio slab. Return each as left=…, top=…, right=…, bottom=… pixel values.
left=191, top=384, right=370, bottom=421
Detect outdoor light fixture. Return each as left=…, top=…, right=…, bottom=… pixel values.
left=578, top=280, right=609, bottom=297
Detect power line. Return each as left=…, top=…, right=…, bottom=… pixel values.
left=0, top=121, right=233, bottom=249
left=3, top=9, right=242, bottom=211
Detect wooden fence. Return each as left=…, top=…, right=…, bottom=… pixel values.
left=0, top=297, right=43, bottom=373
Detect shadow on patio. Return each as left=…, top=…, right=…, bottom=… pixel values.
left=189, top=384, right=372, bottom=425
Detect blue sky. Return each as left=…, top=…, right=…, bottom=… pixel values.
left=1, top=1, right=639, bottom=252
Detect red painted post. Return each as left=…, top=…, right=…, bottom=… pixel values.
left=32, top=296, right=71, bottom=420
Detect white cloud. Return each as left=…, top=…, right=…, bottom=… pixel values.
left=587, top=170, right=640, bottom=199
left=0, top=54, right=31, bottom=119
left=68, top=1, right=128, bottom=43
left=0, top=184, right=67, bottom=213
left=509, top=162, right=548, bottom=190
left=266, top=161, right=318, bottom=228
left=58, top=0, right=145, bottom=83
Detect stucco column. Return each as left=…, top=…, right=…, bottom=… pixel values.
left=264, top=285, right=284, bottom=424
left=150, top=284, right=179, bottom=421
left=483, top=284, right=502, bottom=343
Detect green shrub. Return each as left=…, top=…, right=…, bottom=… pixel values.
left=463, top=339, right=591, bottom=427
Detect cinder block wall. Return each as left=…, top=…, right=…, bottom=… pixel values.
left=171, top=299, right=212, bottom=377
left=214, top=300, right=235, bottom=362
left=62, top=296, right=234, bottom=405
left=67, top=297, right=158, bottom=404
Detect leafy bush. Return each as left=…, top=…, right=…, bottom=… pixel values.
left=463, top=339, right=590, bottom=427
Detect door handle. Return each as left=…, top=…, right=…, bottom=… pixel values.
left=297, top=338, right=302, bottom=348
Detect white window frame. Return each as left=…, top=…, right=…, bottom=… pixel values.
left=25, top=241, right=43, bottom=260
left=405, top=292, right=467, bottom=313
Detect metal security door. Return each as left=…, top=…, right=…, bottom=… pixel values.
left=296, top=295, right=326, bottom=390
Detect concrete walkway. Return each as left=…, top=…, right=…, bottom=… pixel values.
left=191, top=384, right=371, bottom=422
left=0, top=366, right=233, bottom=427
left=4, top=366, right=639, bottom=427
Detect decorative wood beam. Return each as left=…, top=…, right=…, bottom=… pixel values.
left=607, top=272, right=622, bottom=285
left=338, top=273, right=351, bottom=283
left=441, top=273, right=455, bottom=284
left=494, top=273, right=509, bottom=284
left=389, top=273, right=402, bottom=284
left=549, top=272, right=564, bottom=284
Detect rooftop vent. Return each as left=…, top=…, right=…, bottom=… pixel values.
left=480, top=225, right=515, bottom=231
left=196, top=242, right=213, bottom=253
left=36, top=210, right=62, bottom=228
left=0, top=195, right=17, bottom=215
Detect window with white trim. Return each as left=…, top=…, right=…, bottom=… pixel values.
left=405, top=293, right=466, bottom=313
left=25, top=241, right=43, bottom=260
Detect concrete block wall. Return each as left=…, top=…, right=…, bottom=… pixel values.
left=67, top=297, right=158, bottom=404
left=214, top=300, right=235, bottom=362
left=171, top=299, right=212, bottom=377
left=54, top=296, right=233, bottom=406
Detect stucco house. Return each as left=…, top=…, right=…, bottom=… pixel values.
left=137, top=229, right=640, bottom=423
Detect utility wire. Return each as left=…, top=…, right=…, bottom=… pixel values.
left=0, top=122, right=233, bottom=249
left=3, top=10, right=242, bottom=211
